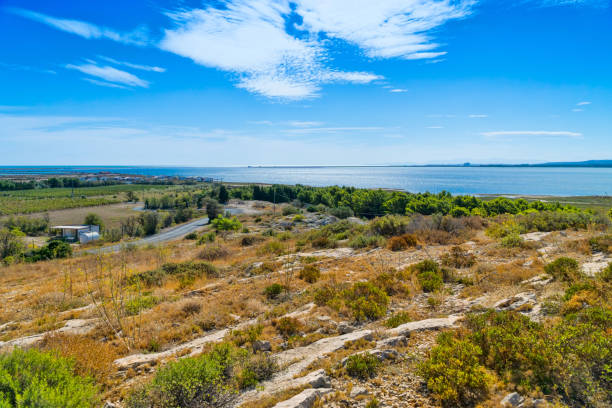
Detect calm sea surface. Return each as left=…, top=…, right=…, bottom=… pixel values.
left=1, top=166, right=611, bottom=196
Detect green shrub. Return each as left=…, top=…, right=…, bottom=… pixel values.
left=199, top=244, right=230, bottom=261
left=228, top=324, right=263, bottom=347
left=84, top=213, right=104, bottom=232
left=342, top=282, right=389, bottom=321
left=212, top=215, right=242, bottom=232
left=412, top=260, right=444, bottom=292
left=292, top=214, right=305, bottom=223
left=236, top=353, right=277, bottom=389
left=125, top=294, right=159, bottom=315
left=418, top=332, right=491, bottom=407
left=384, top=311, right=413, bottom=328
left=274, top=317, right=301, bottom=338
left=264, top=283, right=284, bottom=299
left=299, top=265, right=321, bottom=283
left=368, top=215, right=407, bottom=237
left=545, top=257, right=583, bottom=282
left=197, top=231, right=216, bottom=245
left=345, top=353, right=380, bottom=379
left=0, top=348, right=98, bottom=408
left=27, top=240, right=72, bottom=262
left=126, top=343, right=238, bottom=408
left=281, top=205, right=299, bottom=216
left=126, top=261, right=218, bottom=287
left=329, top=206, right=354, bottom=219
left=257, top=240, right=285, bottom=256
left=348, top=234, right=385, bottom=249
left=311, top=236, right=337, bottom=249
left=500, top=233, right=524, bottom=248
left=185, top=232, right=198, bottom=240
left=365, top=398, right=380, bottom=408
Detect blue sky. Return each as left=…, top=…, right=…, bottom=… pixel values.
left=0, top=0, right=610, bottom=166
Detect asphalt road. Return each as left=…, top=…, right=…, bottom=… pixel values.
left=83, top=208, right=244, bottom=255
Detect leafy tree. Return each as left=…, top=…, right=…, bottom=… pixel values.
left=0, top=228, right=25, bottom=262
left=0, top=348, right=98, bottom=407
left=206, top=199, right=223, bottom=222
left=84, top=213, right=104, bottom=232
left=139, top=212, right=161, bottom=236
left=218, top=185, right=229, bottom=204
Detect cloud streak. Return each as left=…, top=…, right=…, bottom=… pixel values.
left=482, top=130, right=583, bottom=138
left=98, top=56, right=165, bottom=73
left=9, top=8, right=149, bottom=45
left=66, top=63, right=149, bottom=88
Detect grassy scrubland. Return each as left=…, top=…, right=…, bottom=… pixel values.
left=0, top=184, right=611, bottom=408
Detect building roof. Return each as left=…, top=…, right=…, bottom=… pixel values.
left=51, top=225, right=90, bottom=230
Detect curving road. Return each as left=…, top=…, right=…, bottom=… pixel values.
left=83, top=208, right=245, bottom=255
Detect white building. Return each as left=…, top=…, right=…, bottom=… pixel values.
left=50, top=225, right=101, bottom=243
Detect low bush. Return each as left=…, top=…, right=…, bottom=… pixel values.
left=236, top=353, right=277, bottom=389
left=274, top=317, right=301, bottom=338
left=228, top=324, right=263, bottom=347
left=342, top=282, right=389, bottom=321
left=264, top=283, right=284, bottom=299
left=386, top=233, right=418, bottom=251
left=212, top=215, right=242, bottom=232
left=599, top=263, right=612, bottom=282
left=412, top=260, right=444, bottom=292
left=544, top=257, right=583, bottom=282
left=185, top=232, right=198, bottom=240
left=311, top=236, right=337, bottom=249
left=500, top=233, right=524, bottom=248
left=281, top=205, right=300, bottom=216
left=418, top=332, right=491, bottom=407
left=372, top=272, right=410, bottom=296
left=368, top=215, right=407, bottom=237
left=197, top=231, right=216, bottom=245
left=0, top=348, right=98, bottom=407
left=240, top=235, right=264, bottom=246
left=27, top=239, right=72, bottom=262
left=348, top=234, right=385, bottom=249
left=199, top=244, right=230, bottom=261
left=257, top=240, right=285, bottom=256
left=126, top=261, right=218, bottom=287
left=329, top=206, right=354, bottom=219
left=441, top=246, right=476, bottom=268
left=292, top=214, right=305, bottom=223
left=384, top=311, right=413, bottom=328
left=127, top=343, right=238, bottom=408
left=345, top=353, right=380, bottom=379
left=299, top=265, right=321, bottom=283
left=125, top=294, right=159, bottom=315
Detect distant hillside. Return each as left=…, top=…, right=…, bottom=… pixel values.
left=533, top=160, right=612, bottom=167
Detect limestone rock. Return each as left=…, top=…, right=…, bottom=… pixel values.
left=349, top=386, right=369, bottom=398
left=387, top=315, right=462, bottom=337
left=272, top=388, right=333, bottom=408
left=501, top=392, right=525, bottom=407
left=253, top=340, right=271, bottom=352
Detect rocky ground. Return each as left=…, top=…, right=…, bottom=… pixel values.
left=1, top=204, right=610, bottom=408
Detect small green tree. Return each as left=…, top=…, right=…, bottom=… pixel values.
left=84, top=213, right=104, bottom=232
left=206, top=199, right=223, bottom=222
left=218, top=185, right=229, bottom=204
left=139, top=212, right=161, bottom=236
left=0, top=227, right=25, bottom=262
left=211, top=215, right=242, bottom=232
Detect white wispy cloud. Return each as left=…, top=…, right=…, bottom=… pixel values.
left=82, top=78, right=129, bottom=89
left=572, top=108, right=584, bottom=112
left=577, top=101, right=591, bottom=106
left=9, top=1, right=477, bottom=99
left=427, top=126, right=444, bottom=129
left=159, top=1, right=381, bottom=99
left=98, top=56, right=165, bottom=73
left=285, top=126, right=386, bottom=134
left=390, top=88, right=408, bottom=93
left=469, top=114, right=488, bottom=118
left=288, top=121, right=324, bottom=127
left=0, top=62, right=56, bottom=75
left=66, top=63, right=149, bottom=88
left=9, top=8, right=149, bottom=45
left=482, top=130, right=583, bottom=138
left=295, top=0, right=475, bottom=59
left=531, top=0, right=608, bottom=7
